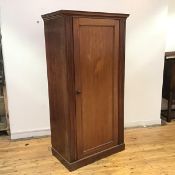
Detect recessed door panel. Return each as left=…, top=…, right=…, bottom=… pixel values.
left=73, top=18, right=120, bottom=158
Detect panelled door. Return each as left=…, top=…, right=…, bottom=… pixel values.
left=73, top=17, right=120, bottom=159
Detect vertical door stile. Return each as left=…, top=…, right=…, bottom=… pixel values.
left=73, top=17, right=83, bottom=158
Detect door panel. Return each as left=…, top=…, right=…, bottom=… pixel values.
left=73, top=18, right=120, bottom=159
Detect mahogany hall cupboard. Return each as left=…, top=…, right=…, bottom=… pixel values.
left=42, top=10, right=129, bottom=171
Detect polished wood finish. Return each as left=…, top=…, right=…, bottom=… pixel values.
left=42, top=10, right=129, bottom=171
left=2, top=124, right=175, bottom=174
left=42, top=10, right=129, bottom=20
left=74, top=18, right=120, bottom=159
left=43, top=17, right=70, bottom=161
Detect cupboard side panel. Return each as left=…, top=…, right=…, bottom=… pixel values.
left=44, top=17, right=70, bottom=161
left=118, top=19, right=126, bottom=144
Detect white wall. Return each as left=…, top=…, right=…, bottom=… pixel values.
left=166, top=0, right=175, bottom=51
left=0, top=0, right=167, bottom=139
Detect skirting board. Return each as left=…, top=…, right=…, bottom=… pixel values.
left=11, top=128, right=51, bottom=140
left=124, top=119, right=161, bottom=128
left=10, top=120, right=161, bottom=139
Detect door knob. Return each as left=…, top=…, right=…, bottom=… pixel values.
left=76, top=90, right=81, bottom=95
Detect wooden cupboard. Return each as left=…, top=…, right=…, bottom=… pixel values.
left=42, top=10, right=129, bottom=171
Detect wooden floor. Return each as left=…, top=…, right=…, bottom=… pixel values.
left=1, top=123, right=175, bottom=175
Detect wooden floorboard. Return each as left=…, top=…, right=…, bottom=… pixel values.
left=1, top=123, right=175, bottom=175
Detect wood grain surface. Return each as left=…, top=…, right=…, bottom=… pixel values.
left=42, top=10, right=128, bottom=170
left=73, top=18, right=120, bottom=159
left=1, top=123, right=175, bottom=175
